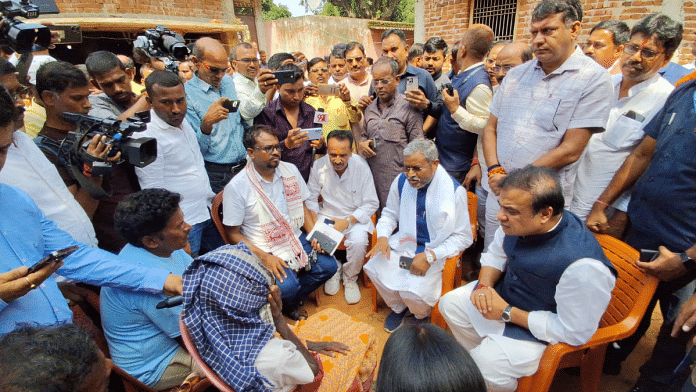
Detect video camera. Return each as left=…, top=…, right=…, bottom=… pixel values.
left=61, top=112, right=157, bottom=178
left=0, top=0, right=51, bottom=54
left=133, top=25, right=189, bottom=74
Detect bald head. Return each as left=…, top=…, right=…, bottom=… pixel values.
left=192, top=37, right=229, bottom=88
left=494, top=42, right=533, bottom=84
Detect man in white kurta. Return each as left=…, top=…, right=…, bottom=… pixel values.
left=364, top=139, right=472, bottom=332
left=306, top=130, right=378, bottom=304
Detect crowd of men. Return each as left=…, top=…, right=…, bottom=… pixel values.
left=2, top=0, right=696, bottom=391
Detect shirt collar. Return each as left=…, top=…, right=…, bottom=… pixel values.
left=614, top=73, right=663, bottom=99
left=462, top=61, right=485, bottom=73
left=347, top=73, right=370, bottom=86
left=189, top=72, right=230, bottom=92
left=534, top=46, right=586, bottom=75
left=149, top=108, right=184, bottom=130
left=233, top=72, right=257, bottom=86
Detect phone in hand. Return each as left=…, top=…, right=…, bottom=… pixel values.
left=305, top=127, right=323, bottom=141
left=639, top=249, right=660, bottom=263
left=317, top=84, right=340, bottom=96
left=405, top=76, right=419, bottom=92
left=399, top=256, right=414, bottom=269
left=28, top=246, right=79, bottom=274
left=272, top=70, right=295, bottom=85
left=368, top=138, right=377, bottom=151
left=221, top=99, right=239, bottom=112
left=442, top=82, right=454, bottom=96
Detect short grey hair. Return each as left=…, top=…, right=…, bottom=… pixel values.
left=404, top=139, right=438, bottom=162
left=372, top=57, right=399, bottom=76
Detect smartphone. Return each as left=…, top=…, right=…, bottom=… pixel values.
left=369, top=138, right=377, bottom=151
left=221, top=99, right=240, bottom=112
left=639, top=249, right=660, bottom=263
left=624, top=110, right=645, bottom=122
left=28, top=246, right=79, bottom=274
left=405, top=76, right=418, bottom=92
left=442, top=82, right=454, bottom=96
left=304, top=127, right=323, bottom=141
left=273, top=70, right=295, bottom=85
left=399, top=256, right=414, bottom=270
left=317, top=84, right=340, bottom=96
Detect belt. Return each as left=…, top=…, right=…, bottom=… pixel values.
left=204, top=159, right=247, bottom=173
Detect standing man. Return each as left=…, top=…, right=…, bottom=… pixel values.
left=230, top=42, right=277, bottom=127
left=482, top=0, right=613, bottom=249
left=408, top=43, right=424, bottom=68
left=255, top=64, right=325, bottom=182
left=341, top=41, right=373, bottom=101
left=328, top=46, right=349, bottom=84
left=422, top=37, right=450, bottom=91
left=306, top=130, right=379, bottom=304
left=357, top=57, right=423, bottom=209
left=185, top=37, right=247, bottom=193
left=485, top=42, right=507, bottom=88
left=583, top=20, right=630, bottom=74
left=491, top=42, right=534, bottom=87
left=223, top=125, right=337, bottom=320
left=137, top=70, right=221, bottom=256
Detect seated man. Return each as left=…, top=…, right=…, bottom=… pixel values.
left=306, top=130, right=379, bottom=304
left=101, top=189, right=201, bottom=390
left=364, top=139, right=472, bottom=332
left=183, top=243, right=364, bottom=392
left=223, top=124, right=337, bottom=320
left=439, top=166, right=617, bottom=392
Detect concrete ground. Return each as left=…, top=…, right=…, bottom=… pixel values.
left=299, top=262, right=662, bottom=392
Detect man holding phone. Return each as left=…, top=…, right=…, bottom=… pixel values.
left=255, top=64, right=325, bottom=182
left=185, top=37, right=248, bottom=193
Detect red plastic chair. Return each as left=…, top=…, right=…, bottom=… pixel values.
left=514, top=234, right=659, bottom=392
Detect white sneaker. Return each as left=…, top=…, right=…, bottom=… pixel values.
left=324, top=271, right=341, bottom=295
left=344, top=280, right=361, bottom=304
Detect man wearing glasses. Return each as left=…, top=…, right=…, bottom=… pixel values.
left=341, top=42, right=372, bottom=101
left=357, top=57, right=423, bottom=210
left=231, top=42, right=277, bottom=127
left=185, top=37, right=247, bottom=193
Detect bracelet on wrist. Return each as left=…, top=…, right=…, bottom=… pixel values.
left=487, top=163, right=501, bottom=172
left=487, top=167, right=506, bottom=178
left=283, top=139, right=291, bottom=149
left=595, top=199, right=610, bottom=208
left=475, top=283, right=487, bottom=290
left=471, top=158, right=480, bottom=166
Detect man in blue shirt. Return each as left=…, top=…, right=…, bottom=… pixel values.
left=101, top=188, right=199, bottom=389
left=186, top=37, right=247, bottom=193
left=0, top=86, right=182, bottom=337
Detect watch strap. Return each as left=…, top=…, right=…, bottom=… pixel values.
left=502, top=305, right=513, bottom=322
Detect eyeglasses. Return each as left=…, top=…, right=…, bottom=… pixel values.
left=7, top=86, right=29, bottom=101
left=583, top=41, right=607, bottom=51
left=623, top=43, right=663, bottom=60
left=492, top=65, right=515, bottom=73
left=254, top=144, right=281, bottom=154
left=371, top=78, right=393, bottom=87
left=200, top=61, right=230, bottom=74
left=309, top=67, right=328, bottom=73
left=238, top=58, right=260, bottom=64
left=346, top=56, right=364, bottom=64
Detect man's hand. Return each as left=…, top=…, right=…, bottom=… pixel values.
left=310, top=238, right=324, bottom=254
left=0, top=262, right=63, bottom=303
left=306, top=341, right=350, bottom=357
left=636, top=246, right=688, bottom=281
left=357, top=95, right=373, bottom=112
left=409, top=252, right=430, bottom=276
left=332, top=218, right=350, bottom=233
left=338, top=84, right=351, bottom=103
left=442, top=87, right=461, bottom=115
left=672, top=293, right=696, bottom=337
left=309, top=135, right=324, bottom=150
left=268, top=284, right=286, bottom=327
left=357, top=140, right=376, bottom=159
left=366, top=237, right=390, bottom=260
left=57, top=282, right=86, bottom=306
left=404, top=89, right=430, bottom=110
left=585, top=204, right=609, bottom=234
left=470, top=285, right=509, bottom=320
left=84, top=134, right=121, bottom=162
left=304, top=84, right=318, bottom=98
left=162, top=274, right=183, bottom=296
left=261, top=253, right=289, bottom=283
left=488, top=173, right=507, bottom=196
left=257, top=69, right=277, bottom=94
left=201, top=98, right=230, bottom=134
left=285, top=128, right=309, bottom=149
left=464, top=164, right=481, bottom=189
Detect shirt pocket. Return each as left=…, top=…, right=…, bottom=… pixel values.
left=533, top=97, right=561, bottom=131
left=603, top=115, right=644, bottom=150
left=381, top=119, right=408, bottom=143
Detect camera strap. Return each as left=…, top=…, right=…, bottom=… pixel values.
left=15, top=53, right=32, bottom=86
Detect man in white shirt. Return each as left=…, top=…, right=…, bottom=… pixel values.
left=230, top=42, right=277, bottom=126
left=340, top=42, right=372, bottom=101
left=136, top=70, right=222, bottom=256
left=439, top=166, right=616, bottom=392
left=571, top=15, right=678, bottom=226
left=364, top=139, right=472, bottom=332
left=222, top=124, right=338, bottom=320
left=306, top=130, right=379, bottom=304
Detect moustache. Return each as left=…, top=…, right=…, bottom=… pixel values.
left=624, top=61, right=643, bottom=71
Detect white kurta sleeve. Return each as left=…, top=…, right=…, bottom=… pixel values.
left=429, top=186, right=473, bottom=260
left=479, top=227, right=508, bottom=272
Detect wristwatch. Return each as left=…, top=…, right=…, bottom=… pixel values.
left=425, top=250, right=435, bottom=265
left=501, top=305, right=513, bottom=322
left=680, top=252, right=696, bottom=273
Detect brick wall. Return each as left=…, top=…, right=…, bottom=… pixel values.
left=53, top=0, right=226, bottom=20
left=424, top=0, right=471, bottom=46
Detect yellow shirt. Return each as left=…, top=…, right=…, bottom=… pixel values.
left=304, top=95, right=361, bottom=139
left=22, top=98, right=46, bottom=139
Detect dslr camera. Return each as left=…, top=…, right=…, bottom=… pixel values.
left=61, top=112, right=157, bottom=178
left=133, top=25, right=189, bottom=74
left=0, top=0, right=51, bottom=53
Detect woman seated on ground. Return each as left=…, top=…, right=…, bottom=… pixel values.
left=376, top=323, right=487, bottom=392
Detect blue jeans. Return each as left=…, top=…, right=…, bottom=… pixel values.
left=277, top=233, right=338, bottom=309
left=188, top=219, right=225, bottom=257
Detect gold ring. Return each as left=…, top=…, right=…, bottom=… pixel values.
left=25, top=277, right=36, bottom=289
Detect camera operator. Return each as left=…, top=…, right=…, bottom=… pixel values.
left=34, top=61, right=137, bottom=253
left=85, top=51, right=150, bottom=121
left=185, top=37, right=248, bottom=193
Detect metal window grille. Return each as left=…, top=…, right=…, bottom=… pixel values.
left=471, top=0, right=518, bottom=41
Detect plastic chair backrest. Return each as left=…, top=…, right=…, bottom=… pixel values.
left=179, top=317, right=236, bottom=392
left=211, top=190, right=230, bottom=244
left=467, top=191, right=478, bottom=241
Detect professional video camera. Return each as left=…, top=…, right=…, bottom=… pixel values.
left=60, top=112, right=157, bottom=180
left=133, top=25, right=189, bottom=74
left=0, top=0, right=51, bottom=54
